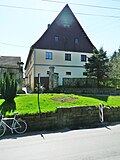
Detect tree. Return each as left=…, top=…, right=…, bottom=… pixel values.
left=85, top=47, right=109, bottom=87
left=1, top=72, right=17, bottom=102
left=108, top=48, right=120, bottom=79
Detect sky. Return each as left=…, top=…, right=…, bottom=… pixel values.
left=1, top=0, right=120, bottom=67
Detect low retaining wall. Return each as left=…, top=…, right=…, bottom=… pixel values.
left=63, top=88, right=120, bottom=95
left=19, top=106, right=120, bottom=132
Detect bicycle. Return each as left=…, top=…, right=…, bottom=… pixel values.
left=0, top=112, right=27, bottom=137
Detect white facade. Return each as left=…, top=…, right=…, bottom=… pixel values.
left=33, top=49, right=92, bottom=86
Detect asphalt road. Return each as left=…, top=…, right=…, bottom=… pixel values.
left=0, top=124, right=120, bottom=160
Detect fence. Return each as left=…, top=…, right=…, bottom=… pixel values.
left=63, top=78, right=120, bottom=88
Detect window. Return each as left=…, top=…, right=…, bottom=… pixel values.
left=54, top=36, right=59, bottom=42
left=65, top=53, right=71, bottom=61
left=46, top=52, right=52, bottom=60
left=47, top=71, right=49, bottom=74
left=63, top=23, right=70, bottom=28
left=83, top=72, right=87, bottom=76
left=66, top=72, right=71, bottom=75
left=81, top=55, right=87, bottom=62
left=74, top=38, right=79, bottom=45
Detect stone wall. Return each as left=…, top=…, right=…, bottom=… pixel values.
left=63, top=78, right=97, bottom=87
left=18, top=106, right=120, bottom=132
left=62, top=88, right=120, bottom=95
left=63, top=78, right=120, bottom=89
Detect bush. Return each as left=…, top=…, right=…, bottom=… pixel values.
left=1, top=72, right=17, bottom=102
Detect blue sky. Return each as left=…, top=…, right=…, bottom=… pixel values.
left=0, top=0, right=120, bottom=66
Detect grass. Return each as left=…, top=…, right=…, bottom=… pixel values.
left=0, top=93, right=120, bottom=115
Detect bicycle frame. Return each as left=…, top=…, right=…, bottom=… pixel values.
left=1, top=117, right=19, bottom=134
left=0, top=112, right=27, bottom=137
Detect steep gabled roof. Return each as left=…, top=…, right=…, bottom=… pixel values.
left=25, top=4, right=95, bottom=69
left=32, top=4, right=95, bottom=52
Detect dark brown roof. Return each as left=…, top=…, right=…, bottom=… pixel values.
left=25, top=4, right=95, bottom=69
left=0, top=56, right=21, bottom=68
left=33, top=4, right=95, bottom=51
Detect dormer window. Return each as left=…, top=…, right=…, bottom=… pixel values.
left=63, top=23, right=70, bottom=28
left=54, top=36, right=59, bottom=42
left=75, top=38, right=79, bottom=44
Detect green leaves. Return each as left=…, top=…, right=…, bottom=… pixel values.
left=85, top=47, right=109, bottom=87
left=1, top=72, right=17, bottom=102
left=109, top=48, right=120, bottom=79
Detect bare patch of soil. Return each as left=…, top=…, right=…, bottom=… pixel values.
left=51, top=97, right=78, bottom=103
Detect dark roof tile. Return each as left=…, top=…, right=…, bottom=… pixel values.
left=32, top=4, right=95, bottom=52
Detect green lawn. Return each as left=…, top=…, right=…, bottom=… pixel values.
left=0, top=93, right=120, bottom=115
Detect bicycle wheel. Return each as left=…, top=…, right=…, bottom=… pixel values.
left=0, top=123, right=6, bottom=137
left=14, top=119, right=27, bottom=134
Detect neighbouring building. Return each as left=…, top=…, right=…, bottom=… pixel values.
left=0, top=56, right=24, bottom=91
left=25, top=4, right=95, bottom=92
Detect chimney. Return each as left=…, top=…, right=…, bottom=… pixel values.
left=48, top=24, right=51, bottom=28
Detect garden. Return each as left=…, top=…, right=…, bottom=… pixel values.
left=1, top=72, right=120, bottom=116
left=1, top=93, right=120, bottom=115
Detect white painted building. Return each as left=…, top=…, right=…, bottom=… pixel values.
left=25, top=4, right=95, bottom=91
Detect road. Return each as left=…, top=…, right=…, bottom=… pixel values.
left=0, top=124, right=120, bottom=160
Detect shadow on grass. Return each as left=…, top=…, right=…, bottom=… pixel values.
left=81, top=94, right=109, bottom=103
left=0, top=100, right=16, bottom=116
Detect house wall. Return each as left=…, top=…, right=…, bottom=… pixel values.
left=25, top=51, right=35, bottom=90
left=34, top=49, right=92, bottom=86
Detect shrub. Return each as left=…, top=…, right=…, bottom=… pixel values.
left=1, top=72, right=17, bottom=102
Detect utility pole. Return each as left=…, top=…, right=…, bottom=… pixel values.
left=38, top=73, right=41, bottom=115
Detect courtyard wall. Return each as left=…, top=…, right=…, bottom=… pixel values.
left=19, top=106, right=120, bottom=132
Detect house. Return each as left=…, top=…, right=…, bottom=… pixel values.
left=25, top=4, right=95, bottom=91
left=0, top=56, right=24, bottom=91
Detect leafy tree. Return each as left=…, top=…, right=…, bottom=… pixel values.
left=1, top=72, right=17, bottom=102
left=85, top=47, right=109, bottom=87
left=109, top=48, right=120, bottom=79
